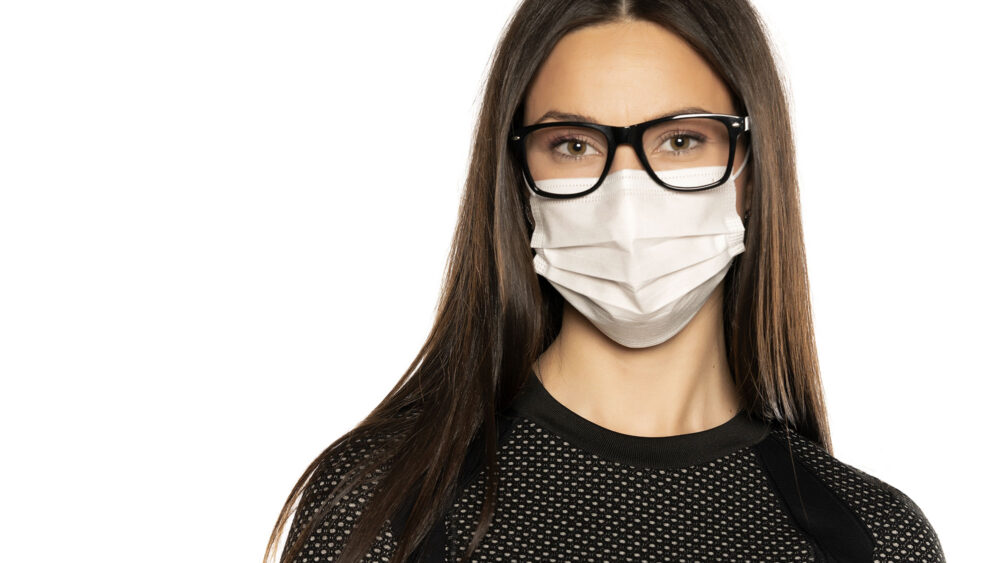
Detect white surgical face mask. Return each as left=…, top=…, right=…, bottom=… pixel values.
left=528, top=150, right=750, bottom=348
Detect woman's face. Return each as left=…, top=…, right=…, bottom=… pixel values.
left=523, top=19, right=751, bottom=215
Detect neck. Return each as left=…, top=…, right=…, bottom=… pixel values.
left=533, top=283, right=743, bottom=438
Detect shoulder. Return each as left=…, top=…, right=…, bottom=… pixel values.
left=763, top=425, right=946, bottom=562
left=282, top=432, right=400, bottom=563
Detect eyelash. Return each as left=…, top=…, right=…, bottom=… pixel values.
left=654, top=130, right=707, bottom=146
left=547, top=134, right=600, bottom=158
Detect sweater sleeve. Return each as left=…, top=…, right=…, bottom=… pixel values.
left=775, top=427, right=947, bottom=563
left=280, top=438, right=399, bottom=563
left=869, top=474, right=946, bottom=562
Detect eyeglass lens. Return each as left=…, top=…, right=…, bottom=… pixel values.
left=524, top=117, right=732, bottom=195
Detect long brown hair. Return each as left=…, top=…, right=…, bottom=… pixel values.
left=264, top=1, right=829, bottom=561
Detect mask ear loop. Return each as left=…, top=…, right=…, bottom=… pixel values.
left=519, top=169, right=536, bottom=231
left=733, top=145, right=752, bottom=180
left=735, top=146, right=752, bottom=225
left=523, top=197, right=535, bottom=231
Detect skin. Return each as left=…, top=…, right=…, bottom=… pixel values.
left=527, top=19, right=753, bottom=438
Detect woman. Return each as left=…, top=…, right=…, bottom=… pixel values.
left=265, top=1, right=945, bottom=561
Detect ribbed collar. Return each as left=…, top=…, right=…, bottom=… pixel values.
left=504, top=369, right=772, bottom=469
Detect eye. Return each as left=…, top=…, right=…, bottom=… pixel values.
left=661, top=133, right=703, bottom=152
left=551, top=136, right=601, bottom=159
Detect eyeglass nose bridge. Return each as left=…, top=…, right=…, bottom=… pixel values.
left=601, top=123, right=654, bottom=176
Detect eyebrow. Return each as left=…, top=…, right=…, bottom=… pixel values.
left=531, top=106, right=715, bottom=126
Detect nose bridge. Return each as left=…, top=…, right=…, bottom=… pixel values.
left=607, top=125, right=644, bottom=173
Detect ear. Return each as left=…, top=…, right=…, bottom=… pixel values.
left=736, top=165, right=753, bottom=218
left=743, top=177, right=753, bottom=216
left=741, top=155, right=754, bottom=214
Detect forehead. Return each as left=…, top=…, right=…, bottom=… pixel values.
left=523, top=20, right=735, bottom=126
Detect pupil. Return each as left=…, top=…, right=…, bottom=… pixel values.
left=672, top=137, right=686, bottom=149
left=570, top=141, right=584, bottom=155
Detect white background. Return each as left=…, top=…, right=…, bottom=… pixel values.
left=1, top=1, right=994, bottom=561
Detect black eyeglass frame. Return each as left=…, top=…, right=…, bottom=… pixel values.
left=509, top=113, right=751, bottom=199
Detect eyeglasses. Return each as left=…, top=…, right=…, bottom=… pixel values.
left=509, top=113, right=751, bottom=199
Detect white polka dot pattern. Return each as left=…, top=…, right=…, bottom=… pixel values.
left=774, top=427, right=945, bottom=562
left=282, top=418, right=945, bottom=562
left=282, top=436, right=398, bottom=563
left=445, top=418, right=816, bottom=561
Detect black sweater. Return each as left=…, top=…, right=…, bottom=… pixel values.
left=283, top=371, right=945, bottom=562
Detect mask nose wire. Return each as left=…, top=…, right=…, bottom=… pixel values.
left=732, top=146, right=752, bottom=180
